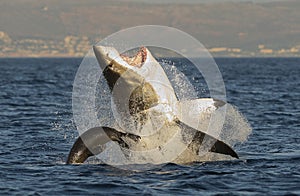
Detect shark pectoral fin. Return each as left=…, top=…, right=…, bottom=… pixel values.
left=66, top=127, right=141, bottom=164
left=210, top=140, right=239, bottom=159
left=124, top=133, right=141, bottom=142
left=102, top=127, right=141, bottom=147
left=178, top=121, right=239, bottom=159
left=66, top=126, right=112, bottom=164
left=66, top=136, right=94, bottom=164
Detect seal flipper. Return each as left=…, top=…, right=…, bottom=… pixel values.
left=66, top=127, right=140, bottom=164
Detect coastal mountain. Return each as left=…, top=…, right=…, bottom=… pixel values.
left=0, top=0, right=299, bottom=56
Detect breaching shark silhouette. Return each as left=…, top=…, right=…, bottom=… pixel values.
left=67, top=46, right=241, bottom=164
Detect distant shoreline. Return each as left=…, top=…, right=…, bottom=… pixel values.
left=1, top=55, right=299, bottom=59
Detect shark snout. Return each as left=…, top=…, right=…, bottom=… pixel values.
left=93, top=45, right=117, bottom=70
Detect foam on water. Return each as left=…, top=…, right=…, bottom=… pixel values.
left=218, top=104, right=252, bottom=146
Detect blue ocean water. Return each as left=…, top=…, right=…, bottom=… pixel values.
left=0, top=57, right=299, bottom=195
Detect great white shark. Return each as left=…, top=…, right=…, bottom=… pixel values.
left=67, top=46, right=239, bottom=164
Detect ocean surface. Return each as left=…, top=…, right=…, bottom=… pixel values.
left=0, top=57, right=299, bottom=195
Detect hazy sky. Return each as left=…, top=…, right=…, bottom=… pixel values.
left=118, top=0, right=284, bottom=3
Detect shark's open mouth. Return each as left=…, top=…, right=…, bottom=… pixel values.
left=120, top=47, right=147, bottom=67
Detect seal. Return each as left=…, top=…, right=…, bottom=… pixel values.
left=66, top=46, right=238, bottom=164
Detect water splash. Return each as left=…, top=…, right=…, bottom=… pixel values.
left=91, top=59, right=252, bottom=166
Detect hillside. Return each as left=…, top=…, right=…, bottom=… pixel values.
left=0, top=0, right=299, bottom=56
